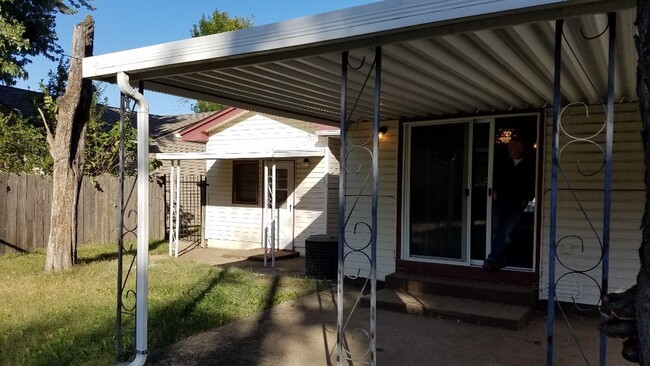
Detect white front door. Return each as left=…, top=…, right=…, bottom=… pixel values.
left=264, top=161, right=295, bottom=250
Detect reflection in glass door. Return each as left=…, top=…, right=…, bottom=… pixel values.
left=470, top=122, right=492, bottom=262
left=407, top=122, right=468, bottom=261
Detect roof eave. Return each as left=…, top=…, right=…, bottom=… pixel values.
left=83, top=0, right=635, bottom=82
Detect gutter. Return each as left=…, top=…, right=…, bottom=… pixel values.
left=116, top=72, right=149, bottom=366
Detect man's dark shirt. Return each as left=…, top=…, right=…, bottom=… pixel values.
left=493, top=154, right=536, bottom=213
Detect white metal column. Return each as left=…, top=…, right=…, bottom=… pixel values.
left=263, top=161, right=278, bottom=267
left=117, top=72, right=149, bottom=366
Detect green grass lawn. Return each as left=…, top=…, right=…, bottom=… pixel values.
left=0, top=243, right=323, bottom=366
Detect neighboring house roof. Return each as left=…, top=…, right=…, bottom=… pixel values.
left=0, top=85, right=215, bottom=139
left=0, top=85, right=42, bottom=117
left=179, top=107, right=340, bottom=142
left=179, top=107, right=246, bottom=142
left=83, top=0, right=636, bottom=125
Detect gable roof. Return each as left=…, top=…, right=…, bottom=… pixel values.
left=179, top=107, right=341, bottom=142
left=179, top=107, right=247, bottom=142
left=83, top=0, right=637, bottom=125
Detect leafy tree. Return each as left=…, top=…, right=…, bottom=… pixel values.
left=0, top=0, right=93, bottom=85
left=0, top=112, right=52, bottom=174
left=38, top=86, right=139, bottom=177
left=190, top=8, right=253, bottom=113
left=83, top=97, right=137, bottom=177
left=0, top=48, right=137, bottom=177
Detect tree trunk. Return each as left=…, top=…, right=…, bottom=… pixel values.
left=44, top=16, right=94, bottom=272
left=638, top=0, right=650, bottom=364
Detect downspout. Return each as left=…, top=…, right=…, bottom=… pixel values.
left=117, top=72, right=149, bottom=366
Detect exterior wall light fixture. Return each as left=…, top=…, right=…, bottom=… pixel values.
left=378, top=126, right=388, bottom=139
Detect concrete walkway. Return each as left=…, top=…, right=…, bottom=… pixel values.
left=149, top=245, right=628, bottom=365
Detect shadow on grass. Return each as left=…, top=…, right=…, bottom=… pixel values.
left=1, top=248, right=319, bottom=366
left=146, top=267, right=233, bottom=349
left=148, top=276, right=282, bottom=366
left=77, top=239, right=168, bottom=265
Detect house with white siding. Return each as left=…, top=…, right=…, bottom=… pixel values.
left=176, top=107, right=340, bottom=253
left=84, top=0, right=642, bottom=307
left=341, top=103, right=643, bottom=306
left=83, top=2, right=645, bottom=358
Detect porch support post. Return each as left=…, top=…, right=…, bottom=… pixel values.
left=175, top=161, right=181, bottom=257
left=272, top=161, right=277, bottom=268
left=600, top=11, right=616, bottom=366
left=336, top=51, right=348, bottom=366
left=369, top=45, right=381, bottom=366
left=547, top=18, right=564, bottom=366
left=116, top=73, right=150, bottom=365
left=263, top=163, right=269, bottom=266
left=115, top=92, right=126, bottom=362
left=168, top=162, right=174, bottom=257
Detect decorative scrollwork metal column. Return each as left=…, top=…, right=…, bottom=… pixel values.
left=115, top=87, right=143, bottom=363
left=547, top=13, right=617, bottom=366
left=337, top=46, right=381, bottom=366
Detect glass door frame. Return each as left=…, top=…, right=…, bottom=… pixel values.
left=401, top=118, right=476, bottom=266
left=401, top=116, right=496, bottom=266
left=401, top=114, right=539, bottom=270
left=469, top=118, right=495, bottom=267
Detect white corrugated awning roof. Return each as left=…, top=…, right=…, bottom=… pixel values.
left=156, top=148, right=326, bottom=161
left=84, top=0, right=638, bottom=124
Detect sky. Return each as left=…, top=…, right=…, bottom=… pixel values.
left=14, top=0, right=378, bottom=115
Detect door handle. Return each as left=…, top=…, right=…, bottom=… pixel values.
left=488, top=188, right=492, bottom=197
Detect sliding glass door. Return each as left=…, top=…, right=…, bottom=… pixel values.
left=406, top=122, right=469, bottom=261
left=402, top=115, right=538, bottom=270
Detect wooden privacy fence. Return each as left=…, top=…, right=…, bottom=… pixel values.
left=0, top=173, right=166, bottom=255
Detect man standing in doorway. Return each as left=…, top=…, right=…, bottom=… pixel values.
left=484, top=135, right=536, bottom=271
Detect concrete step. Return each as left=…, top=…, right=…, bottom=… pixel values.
left=385, top=271, right=538, bottom=307
left=365, top=288, right=535, bottom=330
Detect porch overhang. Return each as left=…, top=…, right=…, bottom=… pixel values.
left=156, top=148, right=326, bottom=161
left=84, top=0, right=637, bottom=125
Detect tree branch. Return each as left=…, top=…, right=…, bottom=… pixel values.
left=37, top=107, right=55, bottom=153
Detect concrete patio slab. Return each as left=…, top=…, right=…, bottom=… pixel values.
left=148, top=287, right=627, bottom=366
left=149, top=244, right=627, bottom=365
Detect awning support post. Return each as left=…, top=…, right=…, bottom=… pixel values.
left=263, top=163, right=269, bottom=267
left=175, top=161, right=181, bottom=258
left=115, top=92, right=126, bottom=363
left=336, top=50, right=348, bottom=366
left=117, top=73, right=150, bottom=366
left=599, top=11, right=617, bottom=366
left=337, top=46, right=381, bottom=366
left=547, top=18, right=564, bottom=366
left=272, top=161, right=277, bottom=268
left=169, top=162, right=175, bottom=257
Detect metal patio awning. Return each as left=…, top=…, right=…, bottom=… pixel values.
left=84, top=0, right=637, bottom=125
left=100, top=2, right=641, bottom=364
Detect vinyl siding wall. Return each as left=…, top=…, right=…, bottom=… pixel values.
left=327, top=138, right=341, bottom=235
left=343, top=120, right=399, bottom=280
left=294, top=156, right=328, bottom=253
left=539, top=102, right=643, bottom=305
left=204, top=113, right=329, bottom=251
left=345, top=104, right=642, bottom=300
